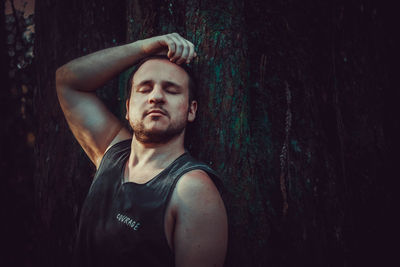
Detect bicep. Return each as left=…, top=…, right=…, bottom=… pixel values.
left=173, top=171, right=228, bottom=267
left=56, top=85, right=131, bottom=168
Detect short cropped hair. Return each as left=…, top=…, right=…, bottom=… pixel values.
left=125, top=55, right=197, bottom=103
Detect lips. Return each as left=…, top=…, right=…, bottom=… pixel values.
left=146, top=109, right=167, bottom=116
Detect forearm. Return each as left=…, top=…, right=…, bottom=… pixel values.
left=56, top=41, right=145, bottom=92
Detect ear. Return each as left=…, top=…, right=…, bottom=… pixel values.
left=187, top=100, right=197, bottom=122
left=125, top=99, right=130, bottom=121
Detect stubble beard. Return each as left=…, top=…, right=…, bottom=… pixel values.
left=132, top=117, right=187, bottom=144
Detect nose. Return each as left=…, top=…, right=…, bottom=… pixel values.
left=148, top=84, right=165, bottom=104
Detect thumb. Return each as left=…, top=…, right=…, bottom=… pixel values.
left=155, top=48, right=168, bottom=57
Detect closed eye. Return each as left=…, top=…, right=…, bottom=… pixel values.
left=137, top=86, right=152, bottom=93
left=165, top=87, right=180, bottom=94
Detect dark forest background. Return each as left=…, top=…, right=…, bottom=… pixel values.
left=1, top=0, right=398, bottom=266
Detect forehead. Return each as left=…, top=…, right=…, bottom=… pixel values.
left=132, top=59, right=189, bottom=87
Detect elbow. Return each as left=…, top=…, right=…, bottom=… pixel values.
left=55, top=66, right=65, bottom=87
left=55, top=65, right=71, bottom=93
left=55, top=65, right=81, bottom=92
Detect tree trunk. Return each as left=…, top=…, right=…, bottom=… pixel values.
left=125, top=1, right=265, bottom=264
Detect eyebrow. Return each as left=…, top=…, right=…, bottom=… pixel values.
left=135, top=80, right=183, bottom=90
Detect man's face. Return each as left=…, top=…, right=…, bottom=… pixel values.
left=126, top=59, right=197, bottom=144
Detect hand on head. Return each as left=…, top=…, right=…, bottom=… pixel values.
left=140, top=33, right=197, bottom=65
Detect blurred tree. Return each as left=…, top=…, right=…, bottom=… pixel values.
left=32, top=0, right=397, bottom=266
left=1, top=0, right=35, bottom=265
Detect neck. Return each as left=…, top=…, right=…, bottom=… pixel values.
left=127, top=131, right=186, bottom=170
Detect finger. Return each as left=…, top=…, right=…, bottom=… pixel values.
left=173, top=33, right=191, bottom=64
left=164, top=35, right=176, bottom=59
left=177, top=39, right=190, bottom=65
left=155, top=48, right=168, bottom=56
left=186, top=42, right=195, bottom=64
left=168, top=34, right=184, bottom=62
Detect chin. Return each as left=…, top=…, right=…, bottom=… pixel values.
left=144, top=127, right=168, bottom=135
left=144, top=122, right=169, bottom=132
left=132, top=118, right=186, bottom=144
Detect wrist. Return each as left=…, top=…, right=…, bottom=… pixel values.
left=126, top=40, right=147, bottom=62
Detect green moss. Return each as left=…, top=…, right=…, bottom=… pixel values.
left=291, top=139, right=301, bottom=152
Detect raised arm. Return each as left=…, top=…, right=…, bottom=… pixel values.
left=55, top=33, right=196, bottom=168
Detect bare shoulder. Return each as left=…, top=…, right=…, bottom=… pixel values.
left=172, top=169, right=226, bottom=221
left=175, top=169, right=222, bottom=203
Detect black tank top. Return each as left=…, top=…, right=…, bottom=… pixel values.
left=73, top=139, right=222, bottom=267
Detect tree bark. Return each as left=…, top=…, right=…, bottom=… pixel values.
left=125, top=0, right=270, bottom=265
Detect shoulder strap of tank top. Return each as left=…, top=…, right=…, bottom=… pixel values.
left=164, top=153, right=225, bottom=207
left=96, top=139, right=132, bottom=172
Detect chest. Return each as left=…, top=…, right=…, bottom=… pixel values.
left=123, top=164, right=165, bottom=184
left=79, top=170, right=176, bottom=256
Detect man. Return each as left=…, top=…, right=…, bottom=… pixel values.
left=55, top=33, right=228, bottom=267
